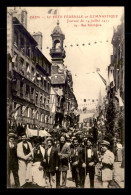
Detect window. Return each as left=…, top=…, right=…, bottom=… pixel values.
left=19, top=106, right=22, bottom=116
left=44, top=97, right=46, bottom=107
left=19, top=58, right=24, bottom=74
left=39, top=55, right=42, bottom=66
left=39, top=113, right=41, bottom=121
left=20, top=36, right=25, bottom=54
left=12, top=52, right=18, bottom=70
left=44, top=80, right=46, bottom=90
left=36, top=112, right=39, bottom=120
left=47, top=65, right=49, bottom=74
left=26, top=63, right=30, bottom=78
left=20, top=81, right=23, bottom=96
left=54, top=40, right=61, bottom=49
left=42, top=114, right=45, bottom=122
left=40, top=77, right=43, bottom=88
left=27, top=107, right=30, bottom=117
left=26, top=42, right=30, bottom=57
left=48, top=82, right=50, bottom=92
left=32, top=48, right=36, bottom=63
left=25, top=85, right=30, bottom=98
left=31, top=108, right=33, bottom=118
left=40, top=95, right=42, bottom=107
left=14, top=30, right=18, bottom=47
left=31, top=88, right=34, bottom=100
left=32, top=67, right=34, bottom=76
left=36, top=92, right=38, bottom=105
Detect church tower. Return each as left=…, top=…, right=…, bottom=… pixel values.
left=50, top=20, right=66, bottom=74
left=50, top=21, right=66, bottom=128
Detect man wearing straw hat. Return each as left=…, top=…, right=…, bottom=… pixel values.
left=43, top=137, right=58, bottom=188
left=99, top=140, right=115, bottom=188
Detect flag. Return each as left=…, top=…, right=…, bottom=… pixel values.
left=115, top=89, right=124, bottom=107
left=97, top=72, right=107, bottom=86
left=108, top=69, right=115, bottom=88
left=12, top=55, right=17, bottom=63
left=37, top=76, right=41, bottom=80
left=10, top=104, right=22, bottom=116
left=27, top=66, right=30, bottom=73
left=48, top=9, right=52, bottom=14
left=32, top=108, right=39, bottom=118
left=32, top=72, right=36, bottom=81
left=22, top=106, right=27, bottom=116
left=9, top=62, right=12, bottom=71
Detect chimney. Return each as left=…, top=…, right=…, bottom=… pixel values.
left=32, top=32, right=43, bottom=51
left=12, top=7, right=27, bottom=29
left=21, top=9, right=27, bottom=29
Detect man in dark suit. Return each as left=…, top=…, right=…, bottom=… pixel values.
left=43, top=137, right=58, bottom=188
left=80, top=138, right=98, bottom=188
left=7, top=133, right=20, bottom=187
left=56, top=135, right=71, bottom=188
left=70, top=137, right=84, bottom=188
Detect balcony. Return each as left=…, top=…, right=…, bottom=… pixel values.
left=50, top=48, right=66, bottom=58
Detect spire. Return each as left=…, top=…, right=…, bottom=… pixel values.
left=57, top=20, right=59, bottom=26
left=52, top=20, right=63, bottom=35
left=98, top=89, right=103, bottom=107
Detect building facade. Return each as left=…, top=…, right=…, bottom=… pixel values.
left=7, top=8, right=52, bottom=133
left=106, top=16, right=124, bottom=142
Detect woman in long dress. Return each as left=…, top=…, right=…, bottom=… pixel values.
left=32, top=138, right=46, bottom=187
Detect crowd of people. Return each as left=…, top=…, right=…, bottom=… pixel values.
left=7, top=127, right=123, bottom=188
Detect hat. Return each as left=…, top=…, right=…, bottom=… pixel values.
left=101, top=140, right=110, bottom=147
left=87, top=135, right=94, bottom=142
left=20, top=131, right=26, bottom=137
left=46, top=137, right=54, bottom=143
left=72, top=137, right=78, bottom=141
left=8, top=133, right=17, bottom=139
left=117, top=139, right=121, bottom=142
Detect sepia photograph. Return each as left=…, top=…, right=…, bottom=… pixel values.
left=7, top=6, right=124, bottom=188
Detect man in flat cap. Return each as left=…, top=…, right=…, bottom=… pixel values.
left=43, top=137, right=58, bottom=188
left=7, top=132, right=20, bottom=187
left=99, top=140, right=115, bottom=188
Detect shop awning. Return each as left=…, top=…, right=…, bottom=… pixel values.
left=26, top=127, right=51, bottom=137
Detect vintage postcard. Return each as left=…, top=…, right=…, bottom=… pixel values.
left=7, top=6, right=124, bottom=188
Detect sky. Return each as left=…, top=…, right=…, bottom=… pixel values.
left=12, top=7, right=124, bottom=109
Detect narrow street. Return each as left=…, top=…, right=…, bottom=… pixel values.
left=7, top=7, right=124, bottom=190
left=10, top=165, right=122, bottom=189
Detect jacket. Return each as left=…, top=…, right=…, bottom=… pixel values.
left=43, top=146, right=58, bottom=173
left=57, top=142, right=71, bottom=171
left=82, top=146, right=98, bottom=172
left=70, top=145, right=84, bottom=168
left=101, top=149, right=115, bottom=181
left=7, top=142, right=18, bottom=169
